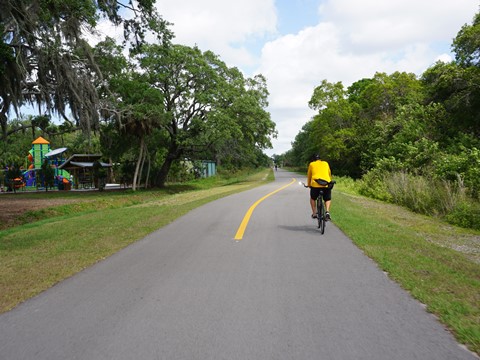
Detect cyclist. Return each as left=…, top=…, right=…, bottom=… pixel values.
left=307, top=154, right=332, bottom=220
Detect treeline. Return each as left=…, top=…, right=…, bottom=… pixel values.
left=281, top=11, right=480, bottom=229
left=1, top=1, right=277, bottom=190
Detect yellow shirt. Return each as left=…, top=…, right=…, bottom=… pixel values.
left=307, top=160, right=332, bottom=188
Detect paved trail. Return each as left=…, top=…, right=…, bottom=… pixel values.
left=0, top=169, right=476, bottom=359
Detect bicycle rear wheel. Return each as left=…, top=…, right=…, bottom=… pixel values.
left=317, top=198, right=325, bottom=234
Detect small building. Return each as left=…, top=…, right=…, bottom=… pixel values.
left=59, top=154, right=111, bottom=189
left=200, top=160, right=216, bottom=178
left=181, top=160, right=216, bottom=179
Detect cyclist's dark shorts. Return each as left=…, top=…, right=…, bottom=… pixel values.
left=310, top=187, right=332, bottom=202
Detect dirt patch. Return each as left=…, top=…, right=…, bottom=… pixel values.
left=0, top=197, right=77, bottom=230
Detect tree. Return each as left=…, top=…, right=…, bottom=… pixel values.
left=94, top=36, right=167, bottom=191
left=422, top=62, right=480, bottom=138
left=209, top=73, right=276, bottom=168
left=289, top=73, right=426, bottom=176
left=338, top=73, right=424, bottom=174
left=136, top=44, right=275, bottom=187
left=422, top=11, right=480, bottom=138
left=142, top=44, right=225, bottom=187
left=306, top=79, right=361, bottom=176
left=419, top=11, right=480, bottom=200
left=289, top=120, right=317, bottom=166
left=350, top=72, right=423, bottom=122
left=453, top=11, right=480, bottom=67
left=0, top=0, right=169, bottom=141
left=119, top=78, right=163, bottom=191
left=308, top=80, right=346, bottom=111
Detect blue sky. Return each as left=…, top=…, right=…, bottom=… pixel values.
left=95, top=0, right=480, bottom=155
left=276, top=0, right=319, bottom=35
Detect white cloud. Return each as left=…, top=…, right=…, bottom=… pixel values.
left=435, top=53, right=453, bottom=63
left=155, top=0, right=277, bottom=68
left=318, top=0, right=478, bottom=51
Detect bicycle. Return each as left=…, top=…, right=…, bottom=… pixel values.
left=303, top=180, right=335, bottom=234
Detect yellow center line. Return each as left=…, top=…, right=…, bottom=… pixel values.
left=234, top=178, right=297, bottom=240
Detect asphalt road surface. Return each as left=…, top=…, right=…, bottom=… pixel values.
left=0, top=169, right=477, bottom=360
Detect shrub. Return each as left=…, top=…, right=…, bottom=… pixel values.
left=434, top=146, right=480, bottom=200
left=446, top=201, right=480, bottom=230
left=357, top=169, right=393, bottom=202
left=334, top=176, right=358, bottom=195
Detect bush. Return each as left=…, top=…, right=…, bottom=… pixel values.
left=334, top=176, right=359, bottom=195
left=357, top=169, right=393, bottom=202
left=446, top=201, right=480, bottom=230
left=434, top=146, right=480, bottom=200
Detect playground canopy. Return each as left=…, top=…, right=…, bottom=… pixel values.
left=44, top=147, right=68, bottom=158
left=59, top=154, right=111, bottom=170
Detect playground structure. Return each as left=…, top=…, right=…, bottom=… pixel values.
left=21, top=136, right=71, bottom=189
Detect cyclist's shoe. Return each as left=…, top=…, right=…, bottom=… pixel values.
left=311, top=213, right=318, bottom=219
left=325, top=212, right=331, bottom=221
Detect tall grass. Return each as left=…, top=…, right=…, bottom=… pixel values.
left=385, top=172, right=462, bottom=215
left=358, top=171, right=480, bottom=230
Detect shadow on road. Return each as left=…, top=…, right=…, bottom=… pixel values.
left=277, top=224, right=324, bottom=235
